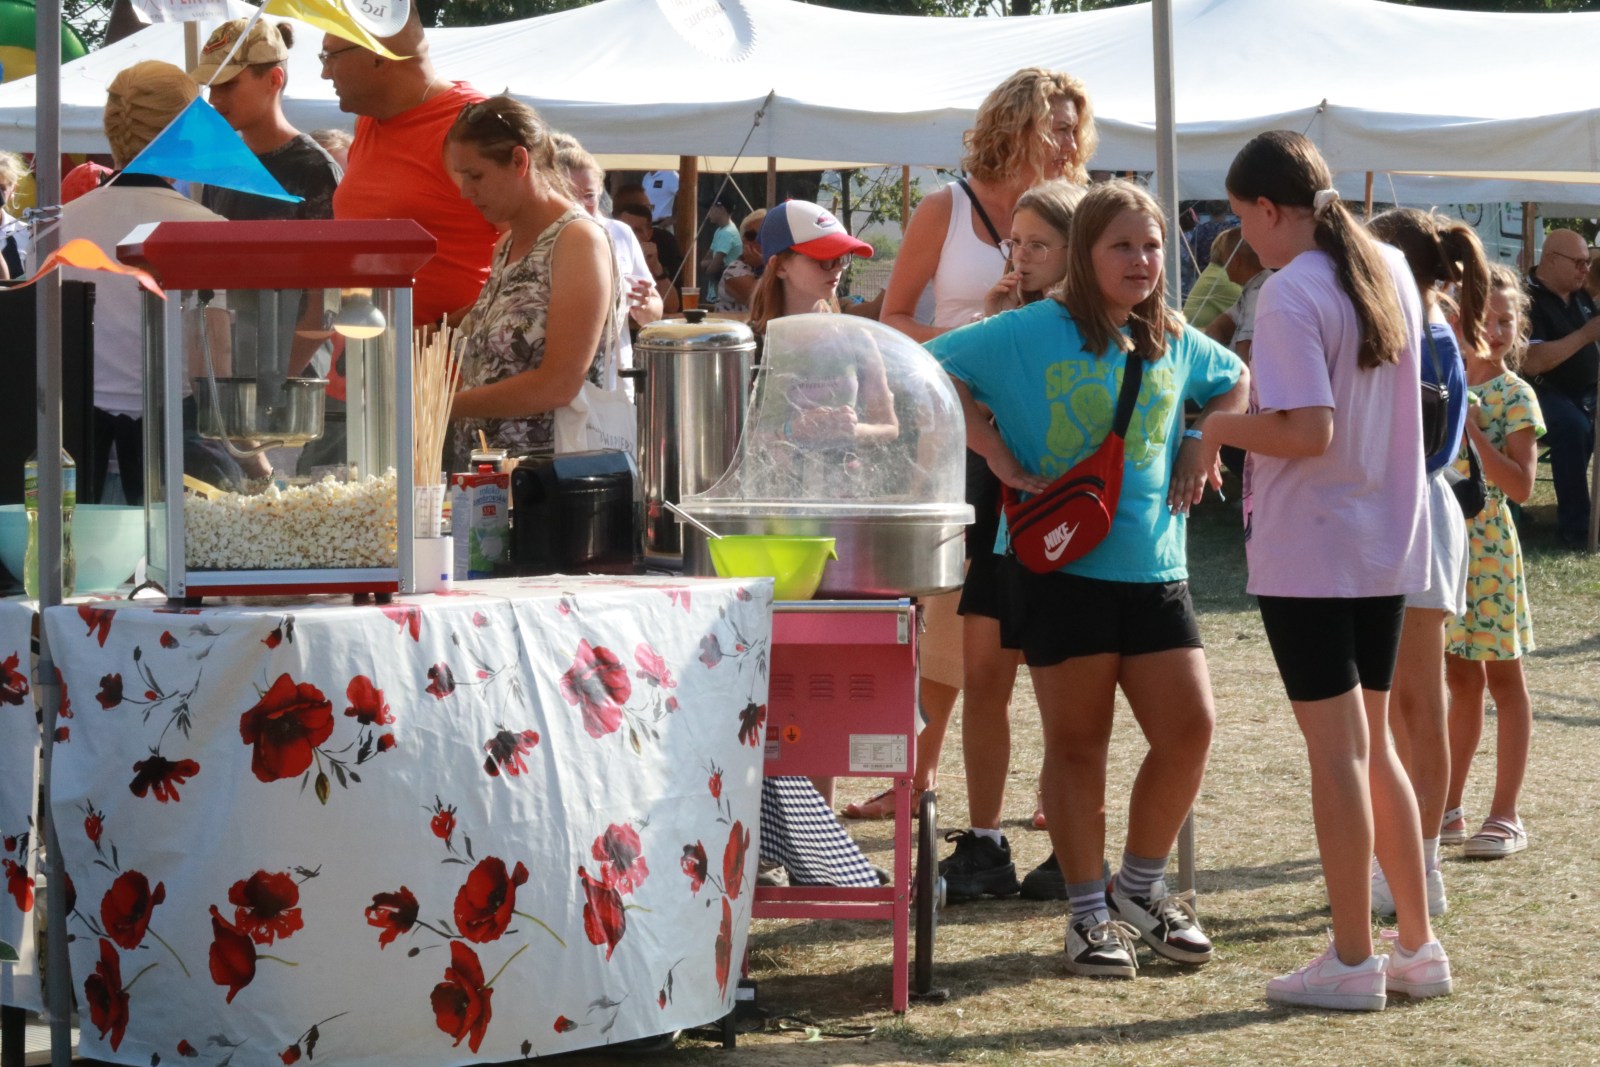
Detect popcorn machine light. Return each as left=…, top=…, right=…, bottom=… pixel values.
left=120, top=220, right=436, bottom=602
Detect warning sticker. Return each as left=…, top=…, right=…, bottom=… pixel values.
left=848, top=734, right=909, bottom=774
left=781, top=724, right=802, bottom=744
left=764, top=737, right=781, bottom=763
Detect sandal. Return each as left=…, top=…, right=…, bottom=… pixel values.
left=1439, top=806, right=1468, bottom=847
left=1463, top=815, right=1528, bottom=859
left=841, top=789, right=896, bottom=820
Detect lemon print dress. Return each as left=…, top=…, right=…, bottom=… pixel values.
left=1445, top=371, right=1545, bottom=660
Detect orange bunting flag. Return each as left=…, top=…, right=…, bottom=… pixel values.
left=14, top=239, right=167, bottom=300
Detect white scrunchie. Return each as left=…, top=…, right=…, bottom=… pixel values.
left=1312, top=188, right=1340, bottom=215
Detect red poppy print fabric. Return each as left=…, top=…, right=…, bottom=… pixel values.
left=35, top=576, right=771, bottom=1062
left=0, top=609, right=43, bottom=1012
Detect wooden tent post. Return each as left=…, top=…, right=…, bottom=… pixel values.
left=1363, top=171, right=1374, bottom=218
left=766, top=157, right=777, bottom=208
left=1521, top=202, right=1538, bottom=272
left=677, top=154, right=699, bottom=288
left=901, top=166, right=911, bottom=236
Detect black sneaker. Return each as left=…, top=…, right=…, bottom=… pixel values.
left=936, top=830, right=1020, bottom=902
left=1064, top=915, right=1139, bottom=978
left=1020, top=851, right=1068, bottom=900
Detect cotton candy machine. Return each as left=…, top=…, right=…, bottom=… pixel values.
left=678, top=314, right=971, bottom=597
left=120, top=220, right=436, bottom=601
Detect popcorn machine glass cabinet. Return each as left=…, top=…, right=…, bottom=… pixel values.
left=139, top=283, right=413, bottom=601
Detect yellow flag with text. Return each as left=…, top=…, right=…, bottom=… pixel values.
left=261, top=0, right=408, bottom=60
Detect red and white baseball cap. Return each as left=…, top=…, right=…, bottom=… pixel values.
left=758, top=199, right=874, bottom=263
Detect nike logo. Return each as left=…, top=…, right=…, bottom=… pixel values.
left=1043, top=521, right=1080, bottom=561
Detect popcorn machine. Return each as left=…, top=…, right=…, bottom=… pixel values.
left=120, top=220, right=436, bottom=601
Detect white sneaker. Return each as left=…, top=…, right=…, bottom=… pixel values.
left=1381, top=931, right=1454, bottom=999
left=1109, top=879, right=1213, bottom=964
left=1266, top=944, right=1387, bottom=1012
left=1371, top=863, right=1447, bottom=917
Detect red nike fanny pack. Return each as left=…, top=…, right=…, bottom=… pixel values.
left=1002, top=350, right=1144, bottom=575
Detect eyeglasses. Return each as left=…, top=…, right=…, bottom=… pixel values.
left=1000, top=238, right=1064, bottom=261
left=742, top=230, right=760, bottom=242
left=317, top=44, right=363, bottom=66
left=1545, top=248, right=1592, bottom=270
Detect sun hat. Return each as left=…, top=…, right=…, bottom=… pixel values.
left=189, top=18, right=290, bottom=87
left=758, top=199, right=874, bottom=263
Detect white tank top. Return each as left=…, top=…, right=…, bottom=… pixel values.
left=931, top=180, right=1007, bottom=329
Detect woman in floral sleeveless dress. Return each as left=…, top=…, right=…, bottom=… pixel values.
left=444, top=96, right=620, bottom=467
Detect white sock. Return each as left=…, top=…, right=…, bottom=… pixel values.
left=1422, top=837, right=1440, bottom=873
left=969, top=826, right=1002, bottom=845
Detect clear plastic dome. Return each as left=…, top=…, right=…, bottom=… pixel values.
left=683, top=314, right=972, bottom=522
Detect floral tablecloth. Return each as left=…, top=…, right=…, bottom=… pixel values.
left=0, top=598, right=44, bottom=1012
left=42, top=575, right=773, bottom=1066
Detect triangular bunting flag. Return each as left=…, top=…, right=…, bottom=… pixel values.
left=262, top=0, right=408, bottom=60
left=122, top=97, right=303, bottom=204
left=14, top=239, right=166, bottom=299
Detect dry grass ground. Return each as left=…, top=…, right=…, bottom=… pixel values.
left=608, top=474, right=1600, bottom=1067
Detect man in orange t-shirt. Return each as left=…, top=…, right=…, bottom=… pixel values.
left=321, top=11, right=497, bottom=327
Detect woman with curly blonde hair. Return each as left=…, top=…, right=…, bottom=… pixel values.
left=850, top=68, right=1094, bottom=904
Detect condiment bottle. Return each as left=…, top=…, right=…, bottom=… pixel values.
left=23, top=449, right=76, bottom=598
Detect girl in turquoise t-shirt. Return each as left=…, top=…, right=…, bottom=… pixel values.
left=929, top=179, right=1246, bottom=981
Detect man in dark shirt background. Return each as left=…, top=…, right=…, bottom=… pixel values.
left=1524, top=228, right=1600, bottom=549
left=191, top=17, right=341, bottom=221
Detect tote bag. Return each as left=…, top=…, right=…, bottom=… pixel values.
left=553, top=223, right=638, bottom=456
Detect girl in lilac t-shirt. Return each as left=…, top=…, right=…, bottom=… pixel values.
left=1196, top=131, right=1451, bottom=1012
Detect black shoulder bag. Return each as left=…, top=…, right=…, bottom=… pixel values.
left=957, top=178, right=1005, bottom=249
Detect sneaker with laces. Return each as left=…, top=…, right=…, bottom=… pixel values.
left=1064, top=916, right=1140, bottom=978
left=1266, top=945, right=1387, bottom=1012
left=1371, top=862, right=1447, bottom=917
left=936, top=830, right=1020, bottom=902
left=1020, top=852, right=1068, bottom=900
left=1109, top=879, right=1213, bottom=964
left=1380, top=931, right=1454, bottom=999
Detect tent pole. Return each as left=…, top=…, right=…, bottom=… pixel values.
left=1152, top=0, right=1181, bottom=311
left=766, top=157, right=777, bottom=208
left=33, top=0, right=73, bottom=1064
left=1521, top=202, right=1537, bottom=272
left=1364, top=171, right=1374, bottom=218
left=676, top=154, right=698, bottom=290
left=901, top=166, right=911, bottom=237
left=185, top=20, right=199, bottom=70
left=1151, top=0, right=1195, bottom=895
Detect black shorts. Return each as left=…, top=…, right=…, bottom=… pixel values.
left=957, top=550, right=1006, bottom=620
left=965, top=450, right=1002, bottom=561
left=1256, top=594, right=1406, bottom=703
left=998, top=556, right=1202, bottom=667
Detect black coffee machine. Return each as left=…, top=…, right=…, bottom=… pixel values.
left=509, top=451, right=637, bottom=576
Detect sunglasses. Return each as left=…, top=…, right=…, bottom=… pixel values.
left=803, top=253, right=853, bottom=271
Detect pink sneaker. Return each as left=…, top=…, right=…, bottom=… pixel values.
left=1266, top=944, right=1386, bottom=1011
left=1380, top=931, right=1454, bottom=999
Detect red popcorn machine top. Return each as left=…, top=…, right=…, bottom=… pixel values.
left=120, top=220, right=436, bottom=602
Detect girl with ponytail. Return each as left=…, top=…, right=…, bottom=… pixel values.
left=1364, top=207, right=1490, bottom=921
left=1194, top=131, right=1453, bottom=1011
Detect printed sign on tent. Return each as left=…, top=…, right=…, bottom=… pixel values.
left=122, top=97, right=302, bottom=203
left=130, top=0, right=233, bottom=23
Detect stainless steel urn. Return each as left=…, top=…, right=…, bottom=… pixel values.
left=631, top=310, right=756, bottom=567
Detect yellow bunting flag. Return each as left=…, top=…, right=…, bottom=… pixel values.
left=15, top=239, right=166, bottom=299
left=262, top=0, right=409, bottom=60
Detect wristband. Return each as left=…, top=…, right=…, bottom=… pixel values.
left=1182, top=427, right=1204, bottom=442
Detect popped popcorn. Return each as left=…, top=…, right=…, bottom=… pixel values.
left=184, top=471, right=399, bottom=570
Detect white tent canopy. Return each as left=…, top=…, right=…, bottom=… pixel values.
left=1, top=0, right=1596, bottom=200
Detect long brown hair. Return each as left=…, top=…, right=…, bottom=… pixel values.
left=962, top=67, right=1097, bottom=186
left=747, top=251, right=839, bottom=337
left=1055, top=179, right=1181, bottom=363
left=1227, top=131, right=1406, bottom=369
left=1013, top=178, right=1086, bottom=301
left=443, top=95, right=574, bottom=200
left=1369, top=207, right=1490, bottom=358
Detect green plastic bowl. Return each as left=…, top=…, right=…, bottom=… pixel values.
left=707, top=535, right=838, bottom=600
